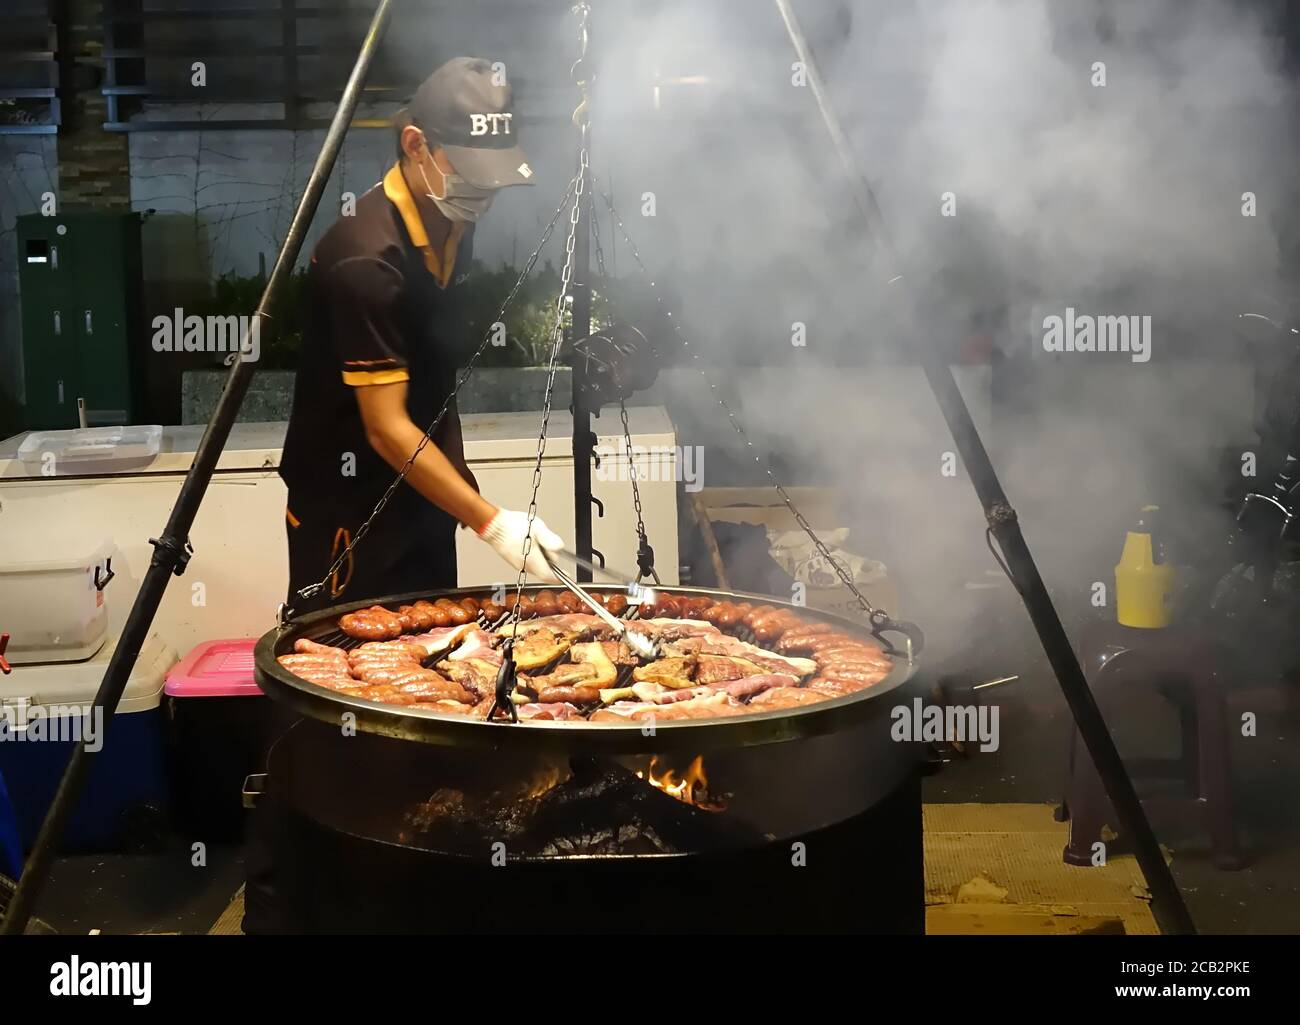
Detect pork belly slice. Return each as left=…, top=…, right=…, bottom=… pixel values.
left=747, top=686, right=830, bottom=710
left=445, top=629, right=503, bottom=666
left=594, top=691, right=746, bottom=720
left=631, top=681, right=714, bottom=704
left=665, top=634, right=817, bottom=677
left=406, top=623, right=478, bottom=658
left=517, top=701, right=583, bottom=721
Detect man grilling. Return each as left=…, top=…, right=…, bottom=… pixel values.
left=248, top=58, right=563, bottom=935
left=279, top=56, right=564, bottom=612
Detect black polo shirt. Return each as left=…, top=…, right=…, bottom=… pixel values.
left=280, top=163, right=476, bottom=585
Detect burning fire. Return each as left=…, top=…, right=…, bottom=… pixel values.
left=636, top=755, right=723, bottom=810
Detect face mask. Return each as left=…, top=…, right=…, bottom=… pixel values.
left=419, top=156, right=494, bottom=222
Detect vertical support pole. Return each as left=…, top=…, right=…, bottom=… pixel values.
left=570, top=10, right=595, bottom=583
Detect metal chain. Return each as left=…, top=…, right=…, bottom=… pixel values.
left=589, top=187, right=657, bottom=584
left=596, top=190, right=881, bottom=617
left=509, top=1, right=593, bottom=619
left=291, top=173, right=579, bottom=609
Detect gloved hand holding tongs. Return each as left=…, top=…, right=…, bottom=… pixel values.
left=543, top=548, right=662, bottom=660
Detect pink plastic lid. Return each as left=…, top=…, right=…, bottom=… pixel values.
left=165, top=638, right=263, bottom=697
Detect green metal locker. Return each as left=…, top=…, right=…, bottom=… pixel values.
left=17, top=212, right=144, bottom=430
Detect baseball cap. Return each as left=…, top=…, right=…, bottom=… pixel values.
left=407, top=57, right=536, bottom=189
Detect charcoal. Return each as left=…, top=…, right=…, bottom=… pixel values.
left=399, top=756, right=761, bottom=857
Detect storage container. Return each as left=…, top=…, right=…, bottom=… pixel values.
left=16, top=424, right=162, bottom=474
left=0, top=633, right=175, bottom=851
left=165, top=638, right=270, bottom=841
left=0, top=539, right=115, bottom=664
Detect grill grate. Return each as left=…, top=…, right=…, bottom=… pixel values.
left=304, top=600, right=644, bottom=654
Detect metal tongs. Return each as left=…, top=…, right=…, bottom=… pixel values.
left=544, top=549, right=662, bottom=660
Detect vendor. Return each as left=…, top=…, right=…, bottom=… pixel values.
left=279, top=56, right=564, bottom=612
left=249, top=58, right=564, bottom=935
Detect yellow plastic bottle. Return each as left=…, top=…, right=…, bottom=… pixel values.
left=1114, top=505, right=1174, bottom=628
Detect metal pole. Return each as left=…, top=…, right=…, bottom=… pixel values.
left=570, top=11, right=595, bottom=583
left=0, top=0, right=397, bottom=936
left=773, top=0, right=1194, bottom=935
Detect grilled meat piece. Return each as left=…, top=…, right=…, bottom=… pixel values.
left=665, top=634, right=817, bottom=677
left=522, top=660, right=598, bottom=691
left=504, top=614, right=613, bottom=640
left=694, top=653, right=767, bottom=684
left=591, top=690, right=746, bottom=720
left=404, top=623, right=477, bottom=658
left=518, top=702, right=583, bottom=721
left=568, top=641, right=617, bottom=687
left=639, top=618, right=720, bottom=641
left=747, top=686, right=829, bottom=710
left=436, top=657, right=501, bottom=700
left=511, top=627, right=572, bottom=671
left=630, top=681, right=713, bottom=704
left=715, top=674, right=793, bottom=699
left=445, top=629, right=502, bottom=666
left=632, top=655, right=697, bottom=689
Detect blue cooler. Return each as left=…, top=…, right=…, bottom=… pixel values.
left=0, top=634, right=175, bottom=852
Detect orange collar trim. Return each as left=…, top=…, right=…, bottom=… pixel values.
left=382, top=163, right=463, bottom=289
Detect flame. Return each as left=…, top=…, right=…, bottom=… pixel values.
left=636, top=755, right=719, bottom=809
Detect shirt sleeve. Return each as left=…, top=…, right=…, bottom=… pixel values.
left=327, top=256, right=411, bottom=386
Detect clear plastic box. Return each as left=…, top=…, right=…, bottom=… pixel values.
left=16, top=425, right=163, bottom=474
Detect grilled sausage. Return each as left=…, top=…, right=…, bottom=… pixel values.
left=435, top=598, right=473, bottom=626
left=536, top=684, right=602, bottom=704
left=774, top=624, right=835, bottom=651
left=294, top=638, right=348, bottom=658
left=680, top=596, right=713, bottom=619
left=532, top=590, right=559, bottom=617
left=701, top=603, right=728, bottom=626
left=480, top=599, right=506, bottom=623
left=459, top=597, right=481, bottom=617
left=604, top=593, right=628, bottom=617
left=742, top=605, right=778, bottom=629
left=715, top=603, right=742, bottom=629
left=655, top=594, right=682, bottom=618
left=338, top=605, right=404, bottom=640
left=412, top=600, right=451, bottom=628
left=556, top=591, right=582, bottom=614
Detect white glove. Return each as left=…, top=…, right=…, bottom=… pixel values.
left=477, top=508, right=565, bottom=582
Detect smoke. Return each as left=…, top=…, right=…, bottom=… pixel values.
left=543, top=0, right=1300, bottom=658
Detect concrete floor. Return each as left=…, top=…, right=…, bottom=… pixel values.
left=924, top=652, right=1300, bottom=935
